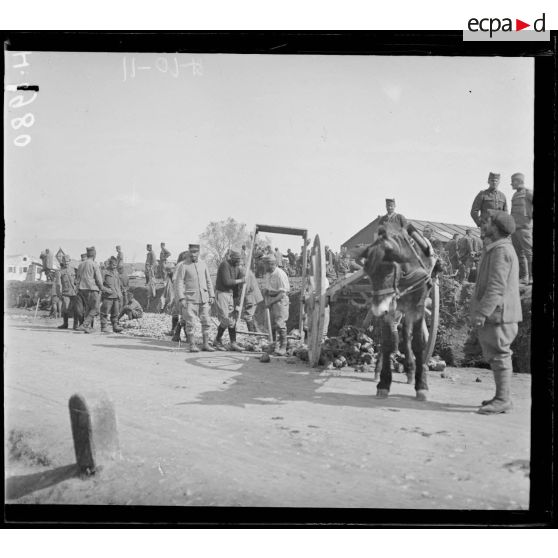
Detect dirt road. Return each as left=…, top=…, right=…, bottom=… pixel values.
left=5, top=312, right=531, bottom=509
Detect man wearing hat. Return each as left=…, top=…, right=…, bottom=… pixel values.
left=470, top=210, right=522, bottom=415
left=170, top=250, right=190, bottom=341
left=263, top=254, right=291, bottom=356
left=145, top=244, right=157, bottom=286
left=116, top=245, right=124, bottom=268
left=100, top=256, right=124, bottom=333
left=159, top=242, right=171, bottom=278
left=76, top=246, right=104, bottom=333
left=378, top=198, right=408, bottom=230
left=457, top=229, right=474, bottom=282
left=56, top=254, right=78, bottom=329
left=174, top=244, right=215, bottom=352
left=213, top=250, right=246, bottom=351
left=510, top=172, right=533, bottom=284
left=470, top=172, right=508, bottom=229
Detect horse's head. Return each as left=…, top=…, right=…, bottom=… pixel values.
left=354, top=225, right=414, bottom=317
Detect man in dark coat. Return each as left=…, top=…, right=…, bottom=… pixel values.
left=470, top=172, right=508, bottom=230
left=470, top=210, right=522, bottom=415
left=509, top=172, right=533, bottom=284
left=76, top=246, right=104, bottom=333
left=100, top=256, right=124, bottom=333
left=214, top=250, right=245, bottom=351
left=378, top=198, right=407, bottom=230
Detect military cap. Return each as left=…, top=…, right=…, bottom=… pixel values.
left=86, top=246, right=96, bottom=256
left=116, top=245, right=121, bottom=250
left=511, top=172, right=525, bottom=182
left=188, top=244, right=200, bottom=253
left=81, top=253, right=87, bottom=259
left=489, top=210, right=516, bottom=235
left=488, top=172, right=501, bottom=180
left=108, top=256, right=117, bottom=263
left=146, top=244, right=152, bottom=249
left=229, top=250, right=241, bottom=260
left=385, top=198, right=395, bottom=203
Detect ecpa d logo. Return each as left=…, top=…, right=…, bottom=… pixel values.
left=463, top=13, right=549, bottom=41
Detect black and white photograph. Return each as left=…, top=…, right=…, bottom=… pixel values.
left=3, top=32, right=554, bottom=523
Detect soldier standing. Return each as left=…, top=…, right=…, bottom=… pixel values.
left=242, top=269, right=263, bottom=333
left=509, top=172, right=533, bottom=284
left=100, top=256, right=124, bottom=333
left=214, top=250, right=245, bottom=351
left=116, top=245, right=124, bottom=268
left=145, top=244, right=157, bottom=285
left=56, top=255, right=78, bottom=329
left=262, top=254, right=291, bottom=356
left=457, top=230, right=474, bottom=282
left=174, top=244, right=215, bottom=352
left=76, top=246, right=104, bottom=333
left=170, top=250, right=189, bottom=341
left=446, top=233, right=460, bottom=275
left=378, top=198, right=408, bottom=230
left=159, top=242, right=171, bottom=278
left=470, top=172, right=508, bottom=236
left=471, top=210, right=522, bottom=414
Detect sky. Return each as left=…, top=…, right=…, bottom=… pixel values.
left=4, top=51, right=534, bottom=262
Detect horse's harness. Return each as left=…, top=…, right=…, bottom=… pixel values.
left=370, top=232, right=432, bottom=302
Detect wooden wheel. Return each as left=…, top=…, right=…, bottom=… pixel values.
left=422, top=277, right=440, bottom=363
left=305, top=235, right=327, bottom=367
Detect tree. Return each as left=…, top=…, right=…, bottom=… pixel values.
left=199, top=218, right=250, bottom=272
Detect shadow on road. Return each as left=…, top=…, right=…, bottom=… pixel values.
left=177, top=356, right=479, bottom=414
left=5, top=463, right=79, bottom=500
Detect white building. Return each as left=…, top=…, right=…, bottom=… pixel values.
left=5, top=254, right=34, bottom=281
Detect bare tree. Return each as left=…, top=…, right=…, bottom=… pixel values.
left=199, top=218, right=249, bottom=272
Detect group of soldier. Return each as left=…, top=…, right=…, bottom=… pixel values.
left=50, top=246, right=143, bottom=334
left=160, top=244, right=291, bottom=355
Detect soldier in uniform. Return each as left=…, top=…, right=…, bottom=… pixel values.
left=457, top=231, right=474, bottom=282
left=100, top=256, right=124, bottom=333
left=471, top=210, right=522, bottom=415
left=242, top=268, right=263, bottom=333
left=378, top=198, right=408, bottom=230
left=174, top=244, right=215, bottom=352
left=159, top=242, right=171, bottom=278
left=509, top=172, right=533, bottom=284
left=446, top=233, right=460, bottom=275
left=262, top=254, right=291, bottom=356
left=56, top=255, right=77, bottom=329
left=170, top=250, right=189, bottom=341
left=76, top=246, right=104, bottom=333
left=470, top=172, right=508, bottom=236
left=145, top=244, right=157, bottom=285
left=214, top=250, right=245, bottom=351
left=116, top=245, right=124, bottom=267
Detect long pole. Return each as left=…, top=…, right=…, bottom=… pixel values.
left=237, top=228, right=258, bottom=325
left=33, top=298, right=40, bottom=321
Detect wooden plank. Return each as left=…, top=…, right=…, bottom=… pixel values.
left=237, top=227, right=258, bottom=323
left=255, top=224, right=308, bottom=237
left=325, top=269, right=366, bottom=297
left=265, top=307, right=273, bottom=342
left=307, top=234, right=326, bottom=367
left=299, top=231, right=308, bottom=334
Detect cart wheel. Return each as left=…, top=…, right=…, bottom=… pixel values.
left=422, top=277, right=440, bottom=364
left=305, top=235, right=327, bottom=367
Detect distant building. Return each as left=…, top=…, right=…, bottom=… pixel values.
left=342, top=217, right=481, bottom=249
left=5, top=254, right=36, bottom=281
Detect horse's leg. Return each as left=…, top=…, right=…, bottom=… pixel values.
left=402, top=316, right=415, bottom=385
left=412, top=317, right=428, bottom=400
left=377, top=318, right=393, bottom=398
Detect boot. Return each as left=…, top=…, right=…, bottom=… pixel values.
left=58, top=315, right=69, bottom=329
left=202, top=331, right=215, bottom=352
left=188, top=335, right=200, bottom=353
left=167, top=315, right=179, bottom=336
left=112, top=320, right=123, bottom=333
left=172, top=322, right=183, bottom=342
left=246, top=320, right=257, bottom=333
left=214, top=326, right=226, bottom=351
left=229, top=327, right=244, bottom=352
left=274, top=329, right=287, bottom=356
left=478, top=366, right=513, bottom=414
left=518, top=256, right=529, bottom=284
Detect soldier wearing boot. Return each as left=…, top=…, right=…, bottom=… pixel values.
left=174, top=244, right=215, bottom=352
left=471, top=210, right=522, bottom=415
left=76, top=246, right=104, bottom=333
left=214, top=250, right=246, bottom=351
left=56, top=255, right=77, bottom=329
left=262, top=254, right=290, bottom=356
left=510, top=172, right=533, bottom=285
left=170, top=250, right=189, bottom=341
left=242, top=269, right=263, bottom=333
left=100, top=256, right=124, bottom=333
left=145, top=244, right=157, bottom=285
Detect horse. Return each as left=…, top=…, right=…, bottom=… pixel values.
left=355, top=224, right=440, bottom=401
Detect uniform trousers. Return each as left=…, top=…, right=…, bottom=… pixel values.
left=182, top=301, right=212, bottom=335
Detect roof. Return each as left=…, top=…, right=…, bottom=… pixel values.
left=342, top=216, right=480, bottom=248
